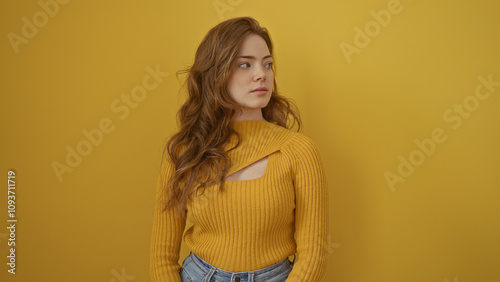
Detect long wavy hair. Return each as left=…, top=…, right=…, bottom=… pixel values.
left=160, top=17, right=301, bottom=219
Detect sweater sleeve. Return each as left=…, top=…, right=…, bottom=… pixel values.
left=286, top=135, right=330, bottom=282
left=150, top=156, right=186, bottom=282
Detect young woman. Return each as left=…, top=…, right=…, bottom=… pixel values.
left=150, top=17, right=329, bottom=282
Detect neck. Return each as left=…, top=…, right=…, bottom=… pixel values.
left=231, top=109, right=266, bottom=121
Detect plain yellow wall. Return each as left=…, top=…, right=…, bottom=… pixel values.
left=1, top=0, right=499, bottom=281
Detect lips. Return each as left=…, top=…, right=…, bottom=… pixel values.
left=251, top=87, right=268, bottom=92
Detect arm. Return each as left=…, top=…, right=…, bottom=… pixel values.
left=286, top=135, right=330, bottom=282
left=150, top=156, right=186, bottom=282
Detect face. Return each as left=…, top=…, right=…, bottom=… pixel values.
left=227, top=33, right=274, bottom=120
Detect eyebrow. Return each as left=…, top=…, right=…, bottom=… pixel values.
left=237, top=55, right=273, bottom=60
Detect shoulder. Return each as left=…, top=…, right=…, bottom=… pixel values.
left=281, top=130, right=323, bottom=160
left=282, top=130, right=319, bottom=150
left=280, top=131, right=326, bottom=181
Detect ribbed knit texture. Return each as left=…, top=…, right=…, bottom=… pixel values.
left=150, top=120, right=329, bottom=281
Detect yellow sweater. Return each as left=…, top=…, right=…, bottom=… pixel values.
left=150, top=119, right=330, bottom=281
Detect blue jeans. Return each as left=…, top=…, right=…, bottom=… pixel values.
left=179, top=252, right=296, bottom=282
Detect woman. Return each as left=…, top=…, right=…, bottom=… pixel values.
left=150, top=17, right=329, bottom=282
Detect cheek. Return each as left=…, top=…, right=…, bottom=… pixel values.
left=228, top=73, right=246, bottom=91
left=266, top=69, right=274, bottom=79
left=267, top=72, right=274, bottom=87
left=227, top=75, right=237, bottom=92
left=227, top=77, right=243, bottom=100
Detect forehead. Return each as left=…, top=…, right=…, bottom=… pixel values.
left=238, top=34, right=270, bottom=56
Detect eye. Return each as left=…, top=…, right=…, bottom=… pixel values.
left=239, top=62, right=250, bottom=68
left=265, top=62, right=273, bottom=69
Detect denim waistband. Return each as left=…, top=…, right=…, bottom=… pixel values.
left=188, top=251, right=296, bottom=281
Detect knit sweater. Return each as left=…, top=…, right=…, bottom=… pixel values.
left=150, top=119, right=330, bottom=281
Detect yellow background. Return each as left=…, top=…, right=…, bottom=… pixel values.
left=1, top=0, right=499, bottom=281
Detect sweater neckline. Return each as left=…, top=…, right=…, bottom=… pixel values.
left=224, top=119, right=295, bottom=178
left=229, top=119, right=275, bottom=129
left=228, top=119, right=279, bottom=139
left=230, top=119, right=271, bottom=124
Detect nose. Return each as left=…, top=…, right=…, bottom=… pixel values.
left=254, top=65, right=266, bottom=81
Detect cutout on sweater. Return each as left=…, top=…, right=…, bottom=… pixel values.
left=226, top=155, right=269, bottom=181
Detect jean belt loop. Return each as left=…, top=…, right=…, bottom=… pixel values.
left=202, top=267, right=216, bottom=282
left=248, top=271, right=255, bottom=282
